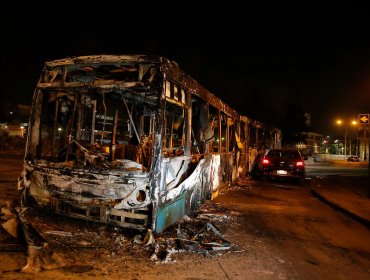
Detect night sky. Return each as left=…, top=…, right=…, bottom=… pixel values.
left=1, top=3, right=370, bottom=136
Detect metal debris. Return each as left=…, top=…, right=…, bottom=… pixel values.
left=174, top=221, right=233, bottom=254
left=143, top=229, right=155, bottom=245
left=16, top=207, right=65, bottom=272
left=1, top=207, right=66, bottom=272
left=150, top=245, right=179, bottom=264
left=1, top=197, right=238, bottom=269
left=45, top=230, right=73, bottom=237
left=1, top=216, right=19, bottom=238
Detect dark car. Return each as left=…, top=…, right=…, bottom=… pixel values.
left=347, top=155, right=360, bottom=162
left=261, top=148, right=306, bottom=184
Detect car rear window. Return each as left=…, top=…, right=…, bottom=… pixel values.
left=268, top=150, right=300, bottom=158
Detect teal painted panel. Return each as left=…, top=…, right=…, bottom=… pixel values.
left=155, top=192, right=186, bottom=233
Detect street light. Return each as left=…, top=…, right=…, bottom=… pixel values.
left=336, top=119, right=357, bottom=158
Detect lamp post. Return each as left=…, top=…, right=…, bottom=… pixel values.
left=336, top=119, right=357, bottom=158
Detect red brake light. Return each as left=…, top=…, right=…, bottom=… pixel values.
left=296, top=161, right=304, bottom=167
left=262, top=158, right=270, bottom=165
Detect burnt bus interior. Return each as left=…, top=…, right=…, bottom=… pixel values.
left=27, top=61, right=162, bottom=171
left=188, top=93, right=240, bottom=186
left=163, top=80, right=186, bottom=158
left=27, top=56, right=244, bottom=175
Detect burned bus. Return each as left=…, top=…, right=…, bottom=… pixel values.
left=17, top=55, right=280, bottom=233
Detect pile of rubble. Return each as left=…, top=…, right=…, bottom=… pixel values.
left=1, top=200, right=238, bottom=272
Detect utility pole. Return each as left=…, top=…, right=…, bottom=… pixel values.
left=344, top=125, right=347, bottom=158
left=358, top=114, right=370, bottom=198
left=336, top=119, right=357, bottom=159
left=365, top=127, right=367, bottom=161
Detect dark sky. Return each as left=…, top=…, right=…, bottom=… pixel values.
left=1, top=3, right=370, bottom=136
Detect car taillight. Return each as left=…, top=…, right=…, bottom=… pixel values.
left=262, top=158, right=270, bottom=165
left=296, top=161, right=304, bottom=167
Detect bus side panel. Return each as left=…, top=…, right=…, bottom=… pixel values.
left=232, top=152, right=239, bottom=182
left=238, top=150, right=249, bottom=178
left=154, top=154, right=220, bottom=233
left=155, top=192, right=186, bottom=233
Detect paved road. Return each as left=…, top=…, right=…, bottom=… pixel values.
left=305, top=158, right=368, bottom=177
left=214, top=176, right=370, bottom=279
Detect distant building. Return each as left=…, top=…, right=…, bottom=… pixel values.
left=0, top=123, right=27, bottom=138
left=0, top=103, right=30, bottom=124
left=0, top=103, right=30, bottom=146
left=296, top=131, right=323, bottom=155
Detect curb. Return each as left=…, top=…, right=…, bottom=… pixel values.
left=310, top=189, right=370, bottom=229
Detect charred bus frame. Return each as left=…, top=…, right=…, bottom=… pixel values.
left=18, top=55, right=281, bottom=233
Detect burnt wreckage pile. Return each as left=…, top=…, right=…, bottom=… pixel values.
left=1, top=199, right=238, bottom=272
